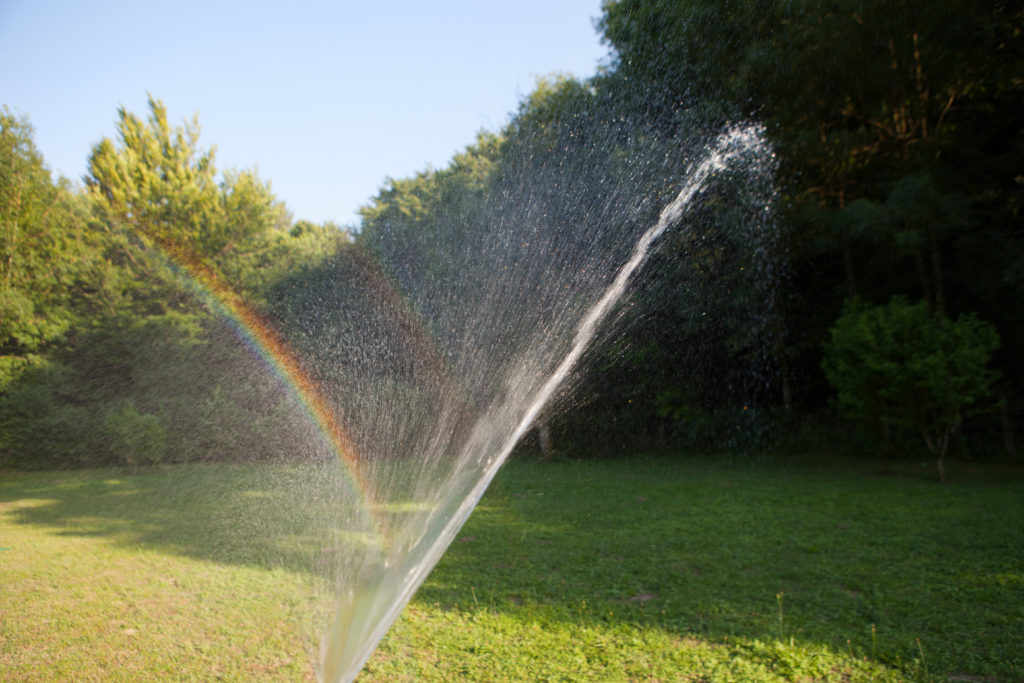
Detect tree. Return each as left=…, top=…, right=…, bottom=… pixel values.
left=8, top=98, right=351, bottom=469
left=600, top=0, right=1019, bottom=183
left=822, top=297, right=999, bottom=481
left=358, top=129, right=502, bottom=283
left=0, top=107, right=95, bottom=388
left=86, top=96, right=221, bottom=260
left=85, top=96, right=322, bottom=286
left=599, top=0, right=1024, bottom=441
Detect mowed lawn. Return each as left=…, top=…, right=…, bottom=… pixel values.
left=1, top=456, right=1022, bottom=682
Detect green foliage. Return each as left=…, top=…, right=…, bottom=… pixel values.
left=600, top=0, right=1020, bottom=168
left=0, top=100, right=355, bottom=470
left=823, top=297, right=1000, bottom=478
left=65, top=310, right=207, bottom=410
left=0, top=108, right=96, bottom=359
left=596, top=0, right=1024, bottom=451
left=358, top=129, right=501, bottom=230
left=6, top=0, right=1024, bottom=471
left=194, top=385, right=262, bottom=462
left=103, top=399, right=167, bottom=470
left=85, top=96, right=222, bottom=259
left=0, top=359, right=99, bottom=468
left=84, top=94, right=338, bottom=299
left=358, top=129, right=502, bottom=290
left=501, top=75, right=598, bottom=157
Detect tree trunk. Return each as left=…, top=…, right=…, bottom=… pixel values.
left=930, top=229, right=945, bottom=316
left=880, top=420, right=891, bottom=474
left=921, top=424, right=949, bottom=483
left=778, top=370, right=794, bottom=413
left=1001, top=393, right=1017, bottom=458
left=839, top=189, right=856, bottom=298
left=843, top=234, right=856, bottom=298
left=937, top=433, right=948, bottom=483
left=771, top=316, right=793, bottom=413
left=915, top=250, right=933, bottom=314
left=769, top=285, right=792, bottom=413
left=537, top=421, right=553, bottom=460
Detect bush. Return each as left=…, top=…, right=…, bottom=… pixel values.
left=822, top=296, right=1000, bottom=480
left=103, top=400, right=167, bottom=470
left=0, top=360, right=103, bottom=468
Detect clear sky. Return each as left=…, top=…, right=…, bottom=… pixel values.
left=0, top=1, right=610, bottom=227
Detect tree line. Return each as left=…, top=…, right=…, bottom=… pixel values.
left=0, top=99, right=350, bottom=468
left=588, top=0, right=1022, bottom=475
left=2, top=1, right=1021, bottom=474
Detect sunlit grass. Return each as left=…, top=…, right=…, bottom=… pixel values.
left=367, top=456, right=1024, bottom=681
left=2, top=456, right=1022, bottom=681
left=0, top=502, right=317, bottom=681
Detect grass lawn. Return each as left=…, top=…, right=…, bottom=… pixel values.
left=1, top=456, right=1022, bottom=681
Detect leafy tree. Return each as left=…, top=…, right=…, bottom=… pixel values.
left=0, top=98, right=352, bottom=469
left=0, top=108, right=95, bottom=386
left=599, top=0, right=1024, bottom=447
left=355, top=71, right=782, bottom=453
left=822, top=297, right=999, bottom=480
left=84, top=94, right=332, bottom=296
left=213, top=174, right=350, bottom=300
left=600, top=0, right=1019, bottom=183
left=86, top=96, right=221, bottom=260
left=0, top=359, right=101, bottom=468
left=358, top=130, right=502, bottom=282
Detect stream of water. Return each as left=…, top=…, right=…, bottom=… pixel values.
left=320, top=125, right=768, bottom=682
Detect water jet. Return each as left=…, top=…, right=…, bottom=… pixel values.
left=270, top=124, right=774, bottom=682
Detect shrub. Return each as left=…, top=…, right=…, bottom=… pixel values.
left=0, top=360, right=102, bottom=468
left=103, top=400, right=167, bottom=470
left=822, top=296, right=1000, bottom=480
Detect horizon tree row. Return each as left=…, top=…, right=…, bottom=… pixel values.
left=3, top=0, right=1020, bottom=468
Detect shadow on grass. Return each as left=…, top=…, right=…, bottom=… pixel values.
left=2, top=456, right=1022, bottom=680
left=0, top=462, right=363, bottom=575
left=411, top=457, right=1024, bottom=681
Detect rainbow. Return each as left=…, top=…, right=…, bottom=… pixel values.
left=149, top=244, right=384, bottom=536
left=143, top=234, right=480, bottom=547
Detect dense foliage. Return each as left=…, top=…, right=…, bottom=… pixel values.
left=0, top=100, right=347, bottom=468
left=2, top=1, right=1021, bottom=470
left=591, top=0, right=1022, bottom=461
left=822, top=296, right=1000, bottom=480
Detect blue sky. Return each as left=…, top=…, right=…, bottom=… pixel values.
left=0, top=1, right=610, bottom=227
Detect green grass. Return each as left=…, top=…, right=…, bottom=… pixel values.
left=2, top=456, right=1022, bottom=681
